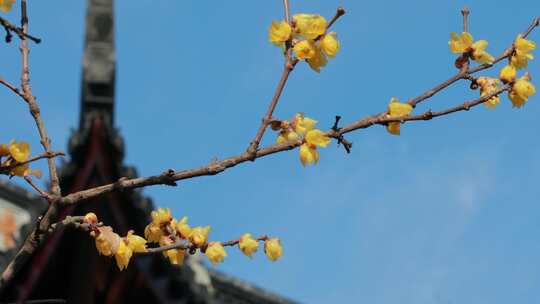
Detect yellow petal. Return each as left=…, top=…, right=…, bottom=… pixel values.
left=320, top=32, right=340, bottom=58
left=239, top=233, right=259, bottom=258
left=293, top=113, right=317, bottom=135
left=176, top=216, right=192, bottom=239
left=305, top=129, right=331, bottom=148
left=206, top=242, right=227, bottom=266
left=94, top=226, right=121, bottom=257
left=307, top=44, right=328, bottom=73
left=126, top=231, right=147, bottom=253
left=449, top=32, right=473, bottom=53
left=264, top=238, right=282, bottom=262
left=499, top=64, right=516, bottom=83
left=515, top=35, right=536, bottom=53
left=0, top=144, right=9, bottom=156
left=268, top=20, right=292, bottom=45
left=299, top=143, right=319, bottom=166
left=277, top=130, right=299, bottom=144
left=386, top=122, right=401, bottom=135
left=293, top=14, right=327, bottom=40
left=114, top=240, right=133, bottom=271
left=8, top=140, right=30, bottom=162
left=0, top=0, right=15, bottom=13
left=387, top=97, right=413, bottom=117
left=293, top=39, right=317, bottom=60
left=190, top=226, right=211, bottom=247
left=165, top=248, right=185, bottom=265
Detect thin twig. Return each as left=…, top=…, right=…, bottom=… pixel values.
left=0, top=151, right=64, bottom=174
left=283, top=0, right=290, bottom=24
left=23, top=176, right=52, bottom=200
left=0, top=77, right=23, bottom=98
left=0, top=16, right=41, bottom=44
left=327, top=7, right=346, bottom=30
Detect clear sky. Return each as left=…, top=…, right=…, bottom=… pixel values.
left=1, top=1, right=539, bottom=303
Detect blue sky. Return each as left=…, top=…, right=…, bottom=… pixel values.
left=1, top=1, right=539, bottom=303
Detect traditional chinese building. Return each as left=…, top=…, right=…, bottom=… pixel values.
left=0, top=1, right=294, bottom=303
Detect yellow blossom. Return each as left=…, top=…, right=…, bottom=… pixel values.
left=238, top=234, right=259, bottom=258
left=151, top=208, right=172, bottom=225
left=320, top=32, right=340, bottom=58
left=190, top=226, right=210, bottom=247
left=276, top=130, right=299, bottom=144
left=165, top=248, right=186, bottom=265
left=299, top=143, right=319, bottom=166
left=477, top=77, right=501, bottom=109
left=114, top=240, right=133, bottom=271
left=0, top=144, right=8, bottom=156
left=386, top=97, right=413, bottom=135
left=307, top=45, right=328, bottom=73
left=144, top=224, right=163, bottom=243
left=264, top=238, right=282, bottom=262
left=268, top=20, right=292, bottom=46
left=94, top=226, right=120, bottom=257
left=0, top=0, right=15, bottom=13
left=293, top=113, right=317, bottom=135
left=293, top=40, right=317, bottom=60
left=499, top=64, right=516, bottom=84
left=511, top=35, right=536, bottom=69
left=471, top=40, right=494, bottom=64
left=305, top=129, right=331, bottom=148
left=126, top=231, right=147, bottom=253
left=293, top=14, right=327, bottom=40
left=449, top=32, right=473, bottom=53
left=7, top=161, right=41, bottom=178
left=176, top=216, right=192, bottom=239
left=8, top=140, right=30, bottom=162
left=84, top=212, right=98, bottom=225
left=509, top=73, right=536, bottom=108
left=206, top=242, right=227, bottom=266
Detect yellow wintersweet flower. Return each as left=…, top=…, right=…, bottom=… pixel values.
left=449, top=32, right=494, bottom=64
left=471, top=40, right=494, bottom=64
left=166, top=248, right=186, bottom=265
left=151, top=208, right=172, bottom=225
left=0, top=144, right=9, bottom=156
left=264, top=238, right=282, bottom=262
left=305, top=129, right=331, bottom=147
left=508, top=73, right=536, bottom=108
left=0, top=0, right=15, bottom=13
left=307, top=45, right=328, bottom=73
left=238, top=233, right=259, bottom=258
left=293, top=14, right=327, bottom=40
left=144, top=223, right=162, bottom=243
left=84, top=212, right=98, bottom=225
left=159, top=236, right=185, bottom=265
left=320, top=32, right=340, bottom=58
left=449, top=32, right=473, bottom=53
left=386, top=97, right=413, bottom=135
left=94, top=226, right=120, bottom=257
left=7, top=161, right=42, bottom=178
left=299, top=143, right=319, bottom=166
left=114, top=240, right=133, bottom=271
left=190, top=226, right=211, bottom=247
left=176, top=216, right=192, bottom=239
left=477, top=77, right=501, bottom=109
left=8, top=140, right=30, bottom=162
left=293, top=113, right=317, bottom=135
left=276, top=130, right=299, bottom=144
left=511, top=35, right=536, bottom=69
left=293, top=40, right=317, bottom=60
left=268, top=20, right=292, bottom=46
left=126, top=231, right=147, bottom=253
left=299, top=129, right=330, bottom=166
left=206, top=242, right=227, bottom=266
left=499, top=64, right=516, bottom=84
